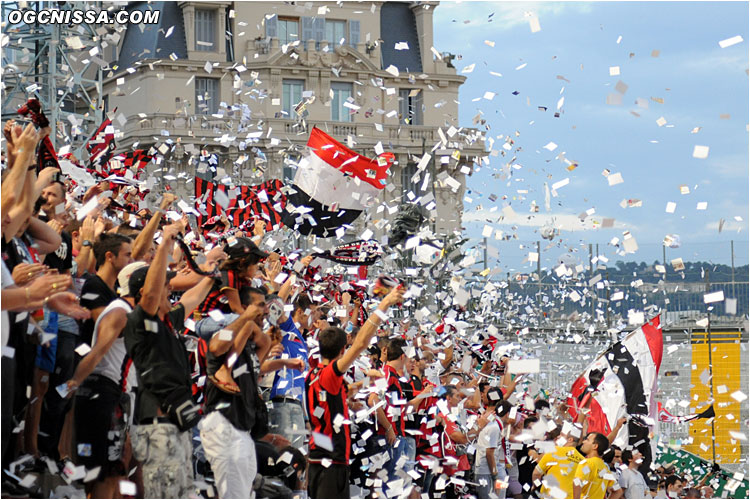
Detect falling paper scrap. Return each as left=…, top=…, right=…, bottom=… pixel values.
left=692, top=145, right=710, bottom=159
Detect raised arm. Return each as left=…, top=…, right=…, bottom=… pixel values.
left=208, top=305, right=261, bottom=357
left=178, top=274, right=218, bottom=320
left=140, top=223, right=179, bottom=316
left=607, top=416, right=627, bottom=444
left=2, top=123, right=39, bottom=215
left=335, top=286, right=404, bottom=375
left=26, top=217, right=63, bottom=256
left=131, top=193, right=175, bottom=261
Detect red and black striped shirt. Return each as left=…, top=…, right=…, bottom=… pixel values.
left=195, top=269, right=245, bottom=317
left=306, top=361, right=350, bottom=463
left=380, top=364, right=406, bottom=437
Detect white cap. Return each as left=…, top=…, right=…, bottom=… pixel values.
left=117, top=261, right=148, bottom=296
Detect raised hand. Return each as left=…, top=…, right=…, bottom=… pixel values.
left=381, top=284, right=405, bottom=308
left=12, top=122, right=41, bottom=156
left=253, top=219, right=266, bottom=237
left=159, top=192, right=177, bottom=211
left=47, top=218, right=64, bottom=234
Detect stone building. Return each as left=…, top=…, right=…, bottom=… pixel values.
left=100, top=1, right=485, bottom=237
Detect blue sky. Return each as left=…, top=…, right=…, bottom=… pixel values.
left=432, top=1, right=749, bottom=272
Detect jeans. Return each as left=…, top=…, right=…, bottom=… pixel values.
left=386, top=436, right=410, bottom=485
left=195, top=314, right=240, bottom=341
left=268, top=399, right=306, bottom=450
left=199, top=411, right=257, bottom=499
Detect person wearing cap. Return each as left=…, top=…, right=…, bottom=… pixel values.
left=194, top=236, right=268, bottom=325
left=123, top=222, right=219, bottom=499
left=65, top=260, right=148, bottom=498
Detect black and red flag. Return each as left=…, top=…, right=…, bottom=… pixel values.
left=16, top=98, right=58, bottom=172
left=86, top=109, right=117, bottom=172
left=194, top=177, right=287, bottom=233
left=109, top=149, right=153, bottom=176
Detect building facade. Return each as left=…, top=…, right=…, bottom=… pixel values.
left=100, top=1, right=485, bottom=237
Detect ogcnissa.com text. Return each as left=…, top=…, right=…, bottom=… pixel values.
left=6, top=8, right=160, bottom=25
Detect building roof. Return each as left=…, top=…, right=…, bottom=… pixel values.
left=379, top=2, right=422, bottom=73
left=116, top=1, right=187, bottom=69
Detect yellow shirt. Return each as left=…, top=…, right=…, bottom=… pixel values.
left=574, top=456, right=616, bottom=499
left=536, top=446, right=584, bottom=498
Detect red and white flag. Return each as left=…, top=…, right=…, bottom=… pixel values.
left=281, top=127, right=394, bottom=237
left=568, top=315, right=663, bottom=445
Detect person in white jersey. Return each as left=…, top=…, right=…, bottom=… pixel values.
left=65, top=261, right=156, bottom=498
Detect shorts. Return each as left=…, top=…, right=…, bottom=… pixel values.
left=131, top=422, right=194, bottom=499
left=34, top=334, right=57, bottom=373
left=308, top=462, right=349, bottom=499
left=74, top=374, right=129, bottom=479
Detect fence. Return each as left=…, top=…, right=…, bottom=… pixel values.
left=495, top=281, right=749, bottom=329
left=501, top=328, right=748, bottom=470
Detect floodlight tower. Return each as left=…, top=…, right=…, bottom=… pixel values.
left=1, top=1, right=107, bottom=158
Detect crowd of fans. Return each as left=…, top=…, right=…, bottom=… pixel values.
left=1, top=120, right=730, bottom=499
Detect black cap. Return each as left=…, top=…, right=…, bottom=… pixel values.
left=127, top=266, right=178, bottom=297
left=224, top=236, right=269, bottom=261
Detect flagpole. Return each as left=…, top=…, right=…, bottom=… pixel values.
left=704, top=270, right=717, bottom=464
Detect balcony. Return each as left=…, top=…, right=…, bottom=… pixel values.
left=120, top=114, right=484, bottom=156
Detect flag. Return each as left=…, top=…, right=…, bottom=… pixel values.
left=86, top=110, right=117, bottom=170
left=658, top=402, right=715, bottom=424
left=119, top=149, right=153, bottom=170
left=281, top=127, right=394, bottom=237
left=16, top=98, right=58, bottom=171
left=568, top=315, right=663, bottom=472
left=194, top=177, right=286, bottom=232
left=108, top=149, right=153, bottom=177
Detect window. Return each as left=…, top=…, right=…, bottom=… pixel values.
left=283, top=154, right=300, bottom=183
left=399, top=89, right=423, bottom=125
left=196, top=78, right=219, bottom=115
left=331, top=82, right=353, bottom=122
left=325, top=20, right=346, bottom=46
left=301, top=17, right=325, bottom=48
left=278, top=17, right=300, bottom=45
left=195, top=9, right=216, bottom=51
left=282, top=80, right=304, bottom=119
left=401, top=162, right=422, bottom=197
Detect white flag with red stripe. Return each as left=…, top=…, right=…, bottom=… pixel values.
left=281, top=127, right=394, bottom=237
left=568, top=315, right=663, bottom=447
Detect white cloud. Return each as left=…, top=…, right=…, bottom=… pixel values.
left=463, top=208, right=627, bottom=232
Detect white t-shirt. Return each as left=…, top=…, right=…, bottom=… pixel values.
left=620, top=467, right=648, bottom=499
left=475, top=419, right=505, bottom=474
left=91, top=298, right=137, bottom=390
left=1, top=260, right=14, bottom=348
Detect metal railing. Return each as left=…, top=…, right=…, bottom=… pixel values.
left=482, top=281, right=748, bottom=330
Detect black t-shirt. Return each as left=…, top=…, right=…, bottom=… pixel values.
left=205, top=342, right=260, bottom=432
left=123, top=303, right=192, bottom=422
left=43, top=230, right=73, bottom=273
left=2, top=236, right=34, bottom=349
left=404, top=374, right=424, bottom=431
left=79, top=274, right=118, bottom=345
left=517, top=444, right=536, bottom=488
